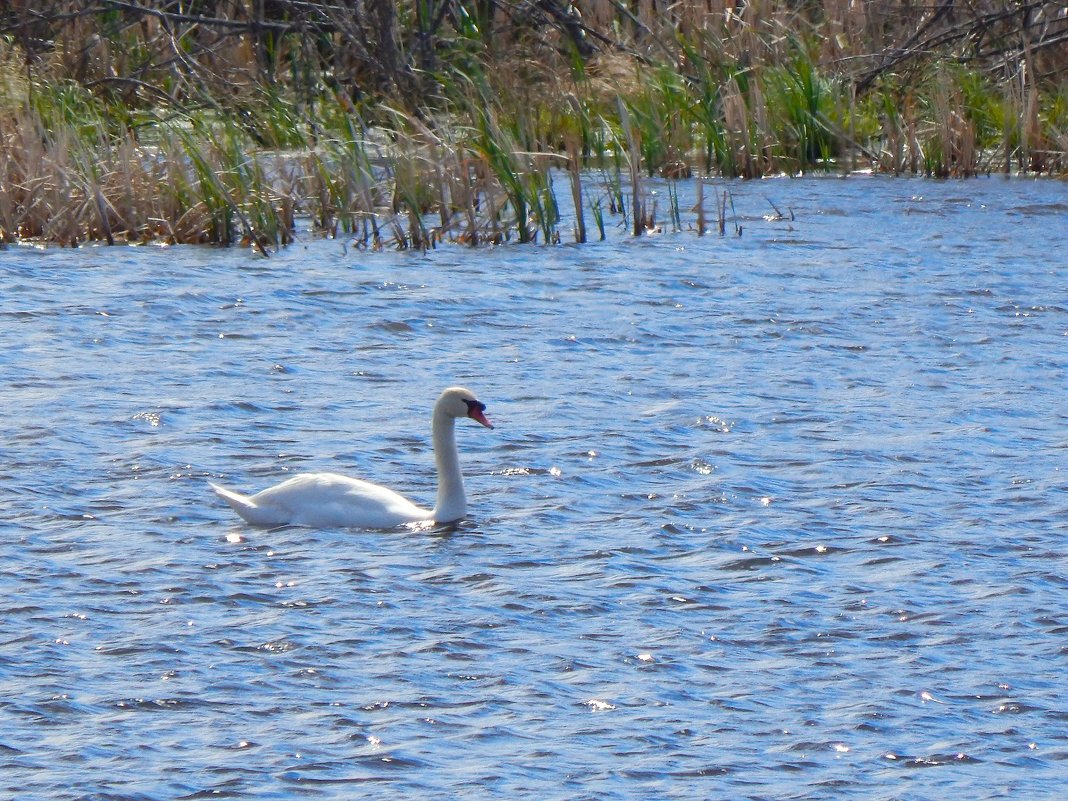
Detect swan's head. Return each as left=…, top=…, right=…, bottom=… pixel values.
left=438, top=386, right=493, bottom=429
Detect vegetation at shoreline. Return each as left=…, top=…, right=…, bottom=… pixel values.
left=2, top=1, right=1067, bottom=251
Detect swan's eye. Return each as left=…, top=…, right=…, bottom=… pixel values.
left=463, top=399, right=486, bottom=415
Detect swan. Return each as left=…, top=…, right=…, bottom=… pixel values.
left=210, top=386, right=493, bottom=529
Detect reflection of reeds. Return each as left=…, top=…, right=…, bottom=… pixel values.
left=617, top=99, right=643, bottom=236
left=695, top=178, right=706, bottom=237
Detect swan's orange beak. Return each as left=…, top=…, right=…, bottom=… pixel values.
left=470, top=408, right=493, bottom=429
left=463, top=398, right=493, bottom=429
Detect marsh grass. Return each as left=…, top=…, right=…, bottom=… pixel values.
left=0, top=102, right=294, bottom=250
left=2, top=2, right=1066, bottom=249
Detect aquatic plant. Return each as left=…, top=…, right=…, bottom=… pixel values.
left=764, top=46, right=836, bottom=171
left=2, top=2, right=1068, bottom=249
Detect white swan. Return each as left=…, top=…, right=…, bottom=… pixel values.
left=210, top=386, right=493, bottom=529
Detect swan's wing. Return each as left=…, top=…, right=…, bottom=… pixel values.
left=210, top=482, right=291, bottom=527
left=249, top=472, right=431, bottom=528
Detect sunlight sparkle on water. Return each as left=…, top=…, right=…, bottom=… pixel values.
left=3, top=177, right=1066, bottom=801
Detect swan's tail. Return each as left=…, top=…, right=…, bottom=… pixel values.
left=210, top=482, right=278, bottom=527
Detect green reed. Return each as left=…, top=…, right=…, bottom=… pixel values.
left=763, top=46, right=836, bottom=171
left=4, top=2, right=1068, bottom=250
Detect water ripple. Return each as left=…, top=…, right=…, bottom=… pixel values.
left=2, top=177, right=1067, bottom=800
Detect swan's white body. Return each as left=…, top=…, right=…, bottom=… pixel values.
left=211, top=387, right=492, bottom=529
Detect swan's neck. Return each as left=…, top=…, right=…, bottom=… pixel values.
left=431, top=409, right=465, bottom=522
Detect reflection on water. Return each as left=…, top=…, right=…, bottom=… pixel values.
left=2, top=176, right=1067, bottom=800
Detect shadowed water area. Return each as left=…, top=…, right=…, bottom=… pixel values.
left=2, top=176, right=1066, bottom=800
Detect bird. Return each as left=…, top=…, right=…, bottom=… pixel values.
left=210, top=386, right=493, bottom=529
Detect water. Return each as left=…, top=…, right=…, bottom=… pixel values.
left=2, top=175, right=1067, bottom=800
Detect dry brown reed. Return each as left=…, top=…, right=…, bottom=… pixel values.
left=1, top=2, right=1067, bottom=249
left=0, top=107, right=292, bottom=251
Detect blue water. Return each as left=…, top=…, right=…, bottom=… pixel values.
left=2, top=175, right=1067, bottom=800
